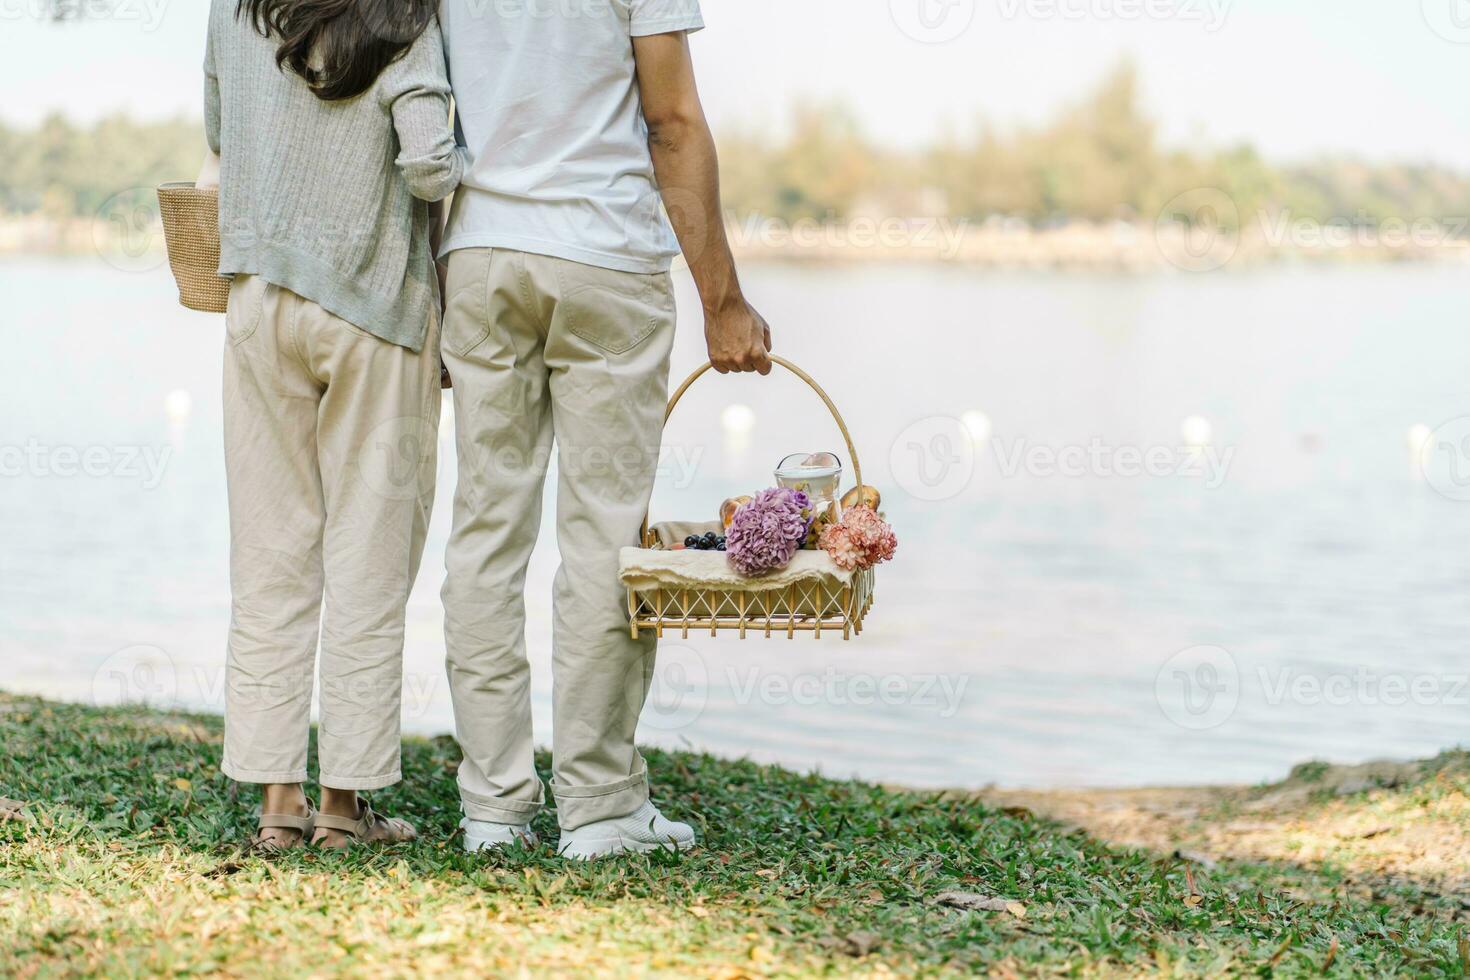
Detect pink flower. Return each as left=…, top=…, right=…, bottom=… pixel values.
left=726, top=488, right=812, bottom=576
left=820, top=505, right=897, bottom=571
left=818, top=522, right=864, bottom=571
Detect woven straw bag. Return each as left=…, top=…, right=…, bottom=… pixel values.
left=157, top=182, right=230, bottom=314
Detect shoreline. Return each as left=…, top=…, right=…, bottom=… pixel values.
left=10, top=687, right=1465, bottom=806
left=6, top=687, right=1455, bottom=801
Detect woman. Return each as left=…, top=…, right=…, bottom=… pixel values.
left=205, top=0, right=464, bottom=850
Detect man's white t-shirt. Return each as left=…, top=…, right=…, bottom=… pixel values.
left=438, top=0, right=705, bottom=274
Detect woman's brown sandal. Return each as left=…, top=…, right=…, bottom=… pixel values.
left=252, top=804, right=317, bottom=854
left=311, top=800, right=417, bottom=850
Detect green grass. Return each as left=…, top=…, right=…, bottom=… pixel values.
left=1, top=693, right=1466, bottom=978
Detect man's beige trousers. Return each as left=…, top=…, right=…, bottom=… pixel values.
left=441, top=248, right=675, bottom=831
left=221, top=275, right=441, bottom=791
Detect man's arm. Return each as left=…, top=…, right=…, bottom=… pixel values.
left=634, top=31, right=771, bottom=375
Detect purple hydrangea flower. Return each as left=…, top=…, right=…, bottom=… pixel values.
left=725, top=488, right=812, bottom=576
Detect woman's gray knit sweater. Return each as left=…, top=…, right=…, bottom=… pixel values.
left=205, top=3, right=465, bottom=350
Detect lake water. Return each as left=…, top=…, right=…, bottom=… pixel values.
left=4, top=254, right=1469, bottom=790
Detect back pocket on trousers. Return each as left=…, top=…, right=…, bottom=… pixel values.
left=560, top=270, right=670, bottom=355
left=443, top=250, right=494, bottom=358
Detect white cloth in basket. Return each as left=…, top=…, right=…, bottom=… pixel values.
left=618, top=548, right=853, bottom=593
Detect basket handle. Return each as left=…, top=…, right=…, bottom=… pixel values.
left=641, top=355, right=862, bottom=543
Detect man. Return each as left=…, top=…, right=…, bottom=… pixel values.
left=437, top=0, right=771, bottom=859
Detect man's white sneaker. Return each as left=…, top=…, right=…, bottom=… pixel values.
left=461, top=817, right=539, bottom=853
left=557, top=802, right=697, bottom=860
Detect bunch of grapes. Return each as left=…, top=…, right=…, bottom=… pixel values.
left=684, top=531, right=727, bottom=552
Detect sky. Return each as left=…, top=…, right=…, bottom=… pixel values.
left=4, top=0, right=1469, bottom=168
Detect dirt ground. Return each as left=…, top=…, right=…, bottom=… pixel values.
left=979, top=756, right=1470, bottom=907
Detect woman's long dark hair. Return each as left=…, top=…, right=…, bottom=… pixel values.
left=236, top=0, right=438, bottom=102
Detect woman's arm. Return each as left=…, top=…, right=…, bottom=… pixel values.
left=204, top=22, right=221, bottom=155
left=383, top=21, right=466, bottom=203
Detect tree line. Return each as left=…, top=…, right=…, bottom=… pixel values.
left=3, top=64, right=1468, bottom=234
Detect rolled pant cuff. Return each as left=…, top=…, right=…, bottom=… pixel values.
left=551, top=769, right=650, bottom=831
left=461, top=791, right=546, bottom=825
left=319, top=770, right=402, bottom=792
left=222, top=762, right=309, bottom=786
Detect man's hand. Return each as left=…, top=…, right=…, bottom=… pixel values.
left=705, top=297, right=772, bottom=375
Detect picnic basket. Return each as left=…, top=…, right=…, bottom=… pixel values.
left=626, top=356, right=876, bottom=640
